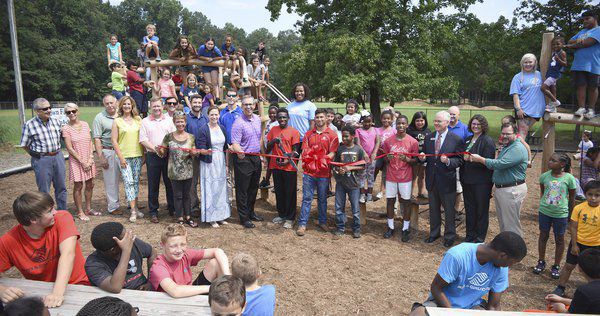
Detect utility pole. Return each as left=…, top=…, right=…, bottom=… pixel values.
left=7, top=0, right=26, bottom=126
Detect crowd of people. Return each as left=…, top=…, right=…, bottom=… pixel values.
left=1, top=8, right=599, bottom=316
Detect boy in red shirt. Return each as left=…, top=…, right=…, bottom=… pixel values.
left=148, top=224, right=230, bottom=298
left=297, top=109, right=339, bottom=236
left=382, top=115, right=419, bottom=242
left=0, top=192, right=89, bottom=308
left=266, top=108, right=300, bottom=229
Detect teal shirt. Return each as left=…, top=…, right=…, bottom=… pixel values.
left=485, top=140, right=527, bottom=185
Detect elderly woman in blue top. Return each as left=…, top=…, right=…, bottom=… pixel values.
left=197, top=37, right=224, bottom=101
left=511, top=53, right=546, bottom=137
left=287, top=83, right=317, bottom=144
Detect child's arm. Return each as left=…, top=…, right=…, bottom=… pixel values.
left=97, top=230, right=136, bottom=293
left=202, top=248, right=231, bottom=275
left=45, top=236, right=78, bottom=307
left=160, top=278, right=209, bottom=297
left=208, top=95, right=215, bottom=107
left=106, top=47, right=112, bottom=65
left=513, top=94, right=524, bottom=119
left=539, top=183, right=545, bottom=199
left=371, top=134, right=381, bottom=162
left=556, top=50, right=567, bottom=67
left=568, top=220, right=579, bottom=255
left=567, top=188, right=575, bottom=218
left=169, top=81, right=177, bottom=98
left=519, top=137, right=532, bottom=166
left=118, top=44, right=123, bottom=64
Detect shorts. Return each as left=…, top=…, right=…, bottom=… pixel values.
left=192, top=270, right=211, bottom=286
left=386, top=181, right=412, bottom=200
left=411, top=295, right=487, bottom=311
left=566, top=242, right=600, bottom=265
left=572, top=71, right=600, bottom=87
left=514, top=109, right=541, bottom=123
left=543, top=76, right=558, bottom=87
left=456, top=169, right=462, bottom=194
left=359, top=161, right=376, bottom=188
left=538, top=212, right=568, bottom=236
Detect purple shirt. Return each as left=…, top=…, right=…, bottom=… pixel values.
left=231, top=114, right=262, bottom=153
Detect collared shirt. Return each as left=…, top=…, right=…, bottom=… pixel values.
left=92, top=110, right=116, bottom=148
left=20, top=116, right=63, bottom=153
left=448, top=120, right=472, bottom=141
left=139, top=114, right=175, bottom=148
left=184, top=111, right=208, bottom=139
left=485, top=139, right=528, bottom=185
left=219, top=106, right=243, bottom=144
left=434, top=128, right=449, bottom=149
left=231, top=114, right=261, bottom=153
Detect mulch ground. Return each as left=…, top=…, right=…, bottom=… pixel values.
left=0, top=155, right=587, bottom=315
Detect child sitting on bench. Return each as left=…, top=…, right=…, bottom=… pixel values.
left=231, top=253, right=276, bottom=316
left=148, top=224, right=230, bottom=297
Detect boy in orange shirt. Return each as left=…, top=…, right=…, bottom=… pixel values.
left=0, top=192, right=89, bottom=308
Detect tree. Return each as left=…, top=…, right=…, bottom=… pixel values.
left=514, top=0, right=596, bottom=36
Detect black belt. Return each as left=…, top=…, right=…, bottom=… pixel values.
left=30, top=151, right=59, bottom=158
left=102, top=146, right=114, bottom=150
left=495, top=180, right=525, bottom=189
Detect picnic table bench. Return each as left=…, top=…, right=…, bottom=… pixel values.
left=427, top=306, right=576, bottom=315
left=0, top=278, right=211, bottom=316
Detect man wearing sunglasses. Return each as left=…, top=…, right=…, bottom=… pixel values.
left=220, top=90, right=244, bottom=201
left=185, top=95, right=208, bottom=215
left=20, top=98, right=67, bottom=210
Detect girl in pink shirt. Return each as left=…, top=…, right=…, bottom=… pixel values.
left=355, top=113, right=380, bottom=202
left=154, top=69, right=177, bottom=103
left=374, top=110, right=396, bottom=200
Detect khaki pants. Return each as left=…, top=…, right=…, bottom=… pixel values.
left=102, top=149, right=120, bottom=212
left=493, top=183, right=527, bottom=236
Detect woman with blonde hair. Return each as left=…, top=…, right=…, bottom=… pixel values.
left=510, top=53, right=546, bottom=136
left=111, top=96, right=145, bottom=222
left=62, top=102, right=98, bottom=221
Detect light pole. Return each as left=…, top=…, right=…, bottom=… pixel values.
left=7, top=0, right=26, bottom=126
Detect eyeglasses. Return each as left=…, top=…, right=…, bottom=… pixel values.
left=242, top=103, right=254, bottom=106
left=37, top=106, right=52, bottom=112
left=65, top=110, right=77, bottom=115
left=166, top=102, right=178, bottom=105
left=471, top=123, right=480, bottom=126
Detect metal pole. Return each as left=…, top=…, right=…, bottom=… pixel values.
left=7, top=0, right=26, bottom=126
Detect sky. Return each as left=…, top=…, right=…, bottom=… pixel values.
left=107, top=0, right=541, bottom=34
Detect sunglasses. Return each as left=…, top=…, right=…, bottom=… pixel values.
left=37, top=106, right=52, bottom=112
left=227, top=94, right=237, bottom=98
left=166, top=102, right=178, bottom=105
left=65, top=110, right=77, bottom=115
left=277, top=115, right=288, bottom=119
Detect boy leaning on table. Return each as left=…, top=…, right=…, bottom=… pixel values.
left=0, top=192, right=89, bottom=308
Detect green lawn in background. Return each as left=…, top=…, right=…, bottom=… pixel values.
left=0, top=104, right=589, bottom=150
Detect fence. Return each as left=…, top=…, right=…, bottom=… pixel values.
left=0, top=101, right=103, bottom=110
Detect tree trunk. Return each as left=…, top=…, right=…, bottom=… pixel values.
left=389, top=100, right=395, bottom=107
left=369, top=83, right=381, bottom=125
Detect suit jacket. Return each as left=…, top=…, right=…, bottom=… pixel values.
left=196, top=123, right=228, bottom=163
left=460, top=134, right=495, bottom=185
left=423, top=130, right=465, bottom=194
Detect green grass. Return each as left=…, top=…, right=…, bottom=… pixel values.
left=0, top=103, right=590, bottom=149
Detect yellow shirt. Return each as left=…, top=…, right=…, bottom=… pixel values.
left=115, top=117, right=143, bottom=158
left=571, top=202, right=600, bottom=246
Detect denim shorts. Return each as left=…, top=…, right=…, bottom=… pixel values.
left=538, top=212, right=568, bottom=235
left=566, top=242, right=600, bottom=265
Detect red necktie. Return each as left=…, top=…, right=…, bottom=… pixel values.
left=435, top=133, right=442, bottom=155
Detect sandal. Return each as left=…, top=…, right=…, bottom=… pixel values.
left=129, top=210, right=137, bottom=223
left=77, top=212, right=90, bottom=221
left=533, top=260, right=546, bottom=274
left=177, top=218, right=185, bottom=225
left=210, top=221, right=220, bottom=228
left=86, top=209, right=102, bottom=216
left=185, top=218, right=198, bottom=228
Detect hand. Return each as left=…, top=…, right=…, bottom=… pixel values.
left=120, top=158, right=127, bottom=169
left=44, top=292, right=64, bottom=308
left=370, top=154, right=378, bottom=163
left=137, top=283, right=152, bottom=291
left=470, top=154, right=483, bottom=164
left=463, top=154, right=471, bottom=162
left=237, top=153, right=245, bottom=160
left=571, top=243, right=580, bottom=256
left=418, top=152, right=426, bottom=162
left=99, top=156, right=109, bottom=169
left=141, top=156, right=146, bottom=166
left=544, top=294, right=562, bottom=303
left=440, top=155, right=449, bottom=164
left=397, top=154, right=407, bottom=162
left=274, top=137, right=281, bottom=144
left=113, top=229, right=135, bottom=254
left=527, top=161, right=532, bottom=168
left=549, top=302, right=567, bottom=313
left=516, top=108, right=525, bottom=119
left=0, top=286, right=24, bottom=304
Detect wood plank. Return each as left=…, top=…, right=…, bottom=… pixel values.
left=0, top=278, right=210, bottom=316
left=409, top=202, right=419, bottom=230
left=359, top=202, right=367, bottom=225
left=426, top=307, right=577, bottom=316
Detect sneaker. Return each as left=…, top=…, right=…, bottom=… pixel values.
left=296, top=226, right=306, bottom=236
left=136, top=211, right=145, bottom=218
left=533, top=260, right=546, bottom=274
left=272, top=216, right=285, bottom=224
left=366, top=193, right=373, bottom=202
left=551, top=265, right=561, bottom=279
left=359, top=193, right=366, bottom=204
left=376, top=191, right=384, bottom=200
left=574, top=107, right=587, bottom=116
left=546, top=102, right=557, bottom=113
left=333, top=230, right=344, bottom=238
left=383, top=228, right=395, bottom=239
left=401, top=229, right=410, bottom=242
left=554, top=99, right=561, bottom=107
left=259, top=178, right=270, bottom=189
left=552, top=285, right=566, bottom=297
left=585, top=109, right=596, bottom=120
left=210, top=221, right=220, bottom=228
left=283, top=220, right=293, bottom=229
left=317, top=223, right=329, bottom=232
left=352, top=230, right=361, bottom=238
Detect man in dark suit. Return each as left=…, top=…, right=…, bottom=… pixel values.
left=418, top=111, right=465, bottom=247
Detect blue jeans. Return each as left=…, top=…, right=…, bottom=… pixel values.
left=31, top=154, right=67, bottom=210
left=298, top=174, right=329, bottom=227
left=334, top=184, right=360, bottom=232
left=112, top=90, right=125, bottom=100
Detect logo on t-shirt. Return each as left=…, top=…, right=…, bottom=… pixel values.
left=467, top=272, right=489, bottom=287
left=127, top=259, right=137, bottom=273
left=30, top=245, right=47, bottom=263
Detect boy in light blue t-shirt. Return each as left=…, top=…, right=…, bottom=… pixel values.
left=232, top=253, right=276, bottom=316
left=409, top=232, right=527, bottom=315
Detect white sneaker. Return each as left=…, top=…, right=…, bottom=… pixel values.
left=574, top=107, right=587, bottom=116
left=283, top=220, right=293, bottom=229
left=546, top=102, right=557, bottom=113
left=272, top=216, right=285, bottom=224
left=366, top=193, right=373, bottom=202
left=585, top=109, right=596, bottom=120
left=554, top=99, right=561, bottom=107
left=210, top=221, right=220, bottom=228
left=376, top=191, right=384, bottom=200
left=359, top=193, right=366, bottom=204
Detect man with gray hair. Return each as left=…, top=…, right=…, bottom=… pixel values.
left=418, top=111, right=465, bottom=248
left=92, top=94, right=122, bottom=215
left=20, top=98, right=67, bottom=210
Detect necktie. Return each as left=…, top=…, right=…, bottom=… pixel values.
left=435, top=133, right=442, bottom=155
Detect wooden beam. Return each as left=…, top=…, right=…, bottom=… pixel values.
left=541, top=119, right=555, bottom=173
left=540, top=32, right=554, bottom=79
left=146, top=58, right=229, bottom=68
left=543, top=112, right=600, bottom=127
left=150, top=67, right=159, bottom=99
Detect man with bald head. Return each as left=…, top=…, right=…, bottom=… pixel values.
left=447, top=106, right=472, bottom=213
left=92, top=94, right=122, bottom=215
left=419, top=111, right=465, bottom=247
left=20, top=98, right=67, bottom=210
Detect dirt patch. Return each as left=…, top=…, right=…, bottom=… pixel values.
left=481, top=105, right=506, bottom=111
left=0, top=156, right=587, bottom=315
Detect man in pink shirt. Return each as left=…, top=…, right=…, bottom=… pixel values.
left=139, top=97, right=176, bottom=223
left=149, top=224, right=230, bottom=297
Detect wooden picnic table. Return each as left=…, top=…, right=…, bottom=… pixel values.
left=0, top=278, right=211, bottom=316
left=426, top=306, right=576, bottom=316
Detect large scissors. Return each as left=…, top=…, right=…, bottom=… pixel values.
left=276, top=141, right=298, bottom=171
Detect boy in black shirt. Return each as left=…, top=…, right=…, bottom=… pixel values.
left=85, top=222, right=157, bottom=293
left=333, top=126, right=365, bottom=238
left=545, top=248, right=600, bottom=314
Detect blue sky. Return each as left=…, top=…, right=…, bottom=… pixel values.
left=108, top=0, right=541, bottom=34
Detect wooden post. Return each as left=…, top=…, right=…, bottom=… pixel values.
left=540, top=32, right=554, bottom=79
left=150, top=67, right=159, bottom=99
left=409, top=202, right=419, bottom=230
left=539, top=32, right=554, bottom=173
left=260, top=188, right=269, bottom=201
left=359, top=202, right=367, bottom=225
